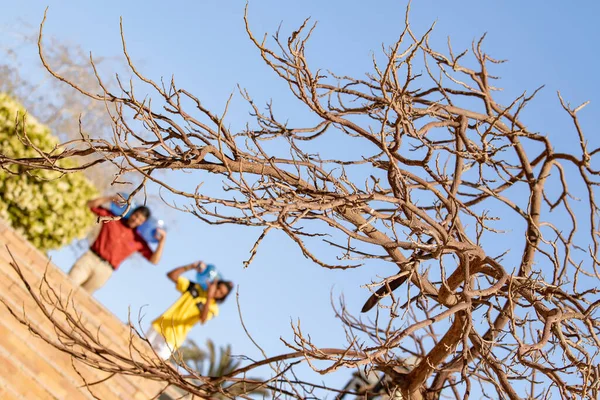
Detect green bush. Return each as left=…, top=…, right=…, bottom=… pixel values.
left=0, top=93, right=98, bottom=251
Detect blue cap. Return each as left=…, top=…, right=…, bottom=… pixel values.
left=196, top=264, right=221, bottom=290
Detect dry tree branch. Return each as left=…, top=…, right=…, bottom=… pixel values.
left=2, top=4, right=599, bottom=400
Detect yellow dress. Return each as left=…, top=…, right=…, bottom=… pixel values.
left=151, top=276, right=219, bottom=350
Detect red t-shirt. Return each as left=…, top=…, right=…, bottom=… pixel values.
left=90, top=207, right=153, bottom=270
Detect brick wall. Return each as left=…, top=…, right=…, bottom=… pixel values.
left=0, top=218, right=187, bottom=400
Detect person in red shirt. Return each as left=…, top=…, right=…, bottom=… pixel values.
left=68, top=195, right=167, bottom=293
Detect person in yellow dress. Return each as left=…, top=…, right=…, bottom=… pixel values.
left=146, top=261, right=234, bottom=360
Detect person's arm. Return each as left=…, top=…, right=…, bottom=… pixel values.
left=200, top=281, right=217, bottom=324
left=148, top=228, right=167, bottom=265
left=87, top=195, right=119, bottom=209
left=166, top=261, right=203, bottom=283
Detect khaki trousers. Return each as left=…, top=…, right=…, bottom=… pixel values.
left=68, top=250, right=114, bottom=294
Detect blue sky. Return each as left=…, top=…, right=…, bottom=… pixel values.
left=2, top=0, right=600, bottom=395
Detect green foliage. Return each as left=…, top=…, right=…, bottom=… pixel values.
left=0, top=93, right=98, bottom=251
left=177, top=339, right=269, bottom=398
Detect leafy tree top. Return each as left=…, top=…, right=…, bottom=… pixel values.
left=0, top=93, right=98, bottom=251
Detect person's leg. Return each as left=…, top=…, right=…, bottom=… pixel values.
left=67, top=251, right=95, bottom=287
left=145, top=328, right=174, bottom=360
left=80, top=258, right=113, bottom=294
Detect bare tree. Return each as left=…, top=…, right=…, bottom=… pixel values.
left=0, top=27, right=121, bottom=193
left=3, top=5, right=600, bottom=399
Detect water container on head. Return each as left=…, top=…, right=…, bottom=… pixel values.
left=136, top=217, right=166, bottom=244
left=196, top=264, right=221, bottom=290
left=109, top=193, right=137, bottom=218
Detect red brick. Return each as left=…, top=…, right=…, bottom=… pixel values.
left=0, top=218, right=182, bottom=399
left=0, top=349, right=55, bottom=399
